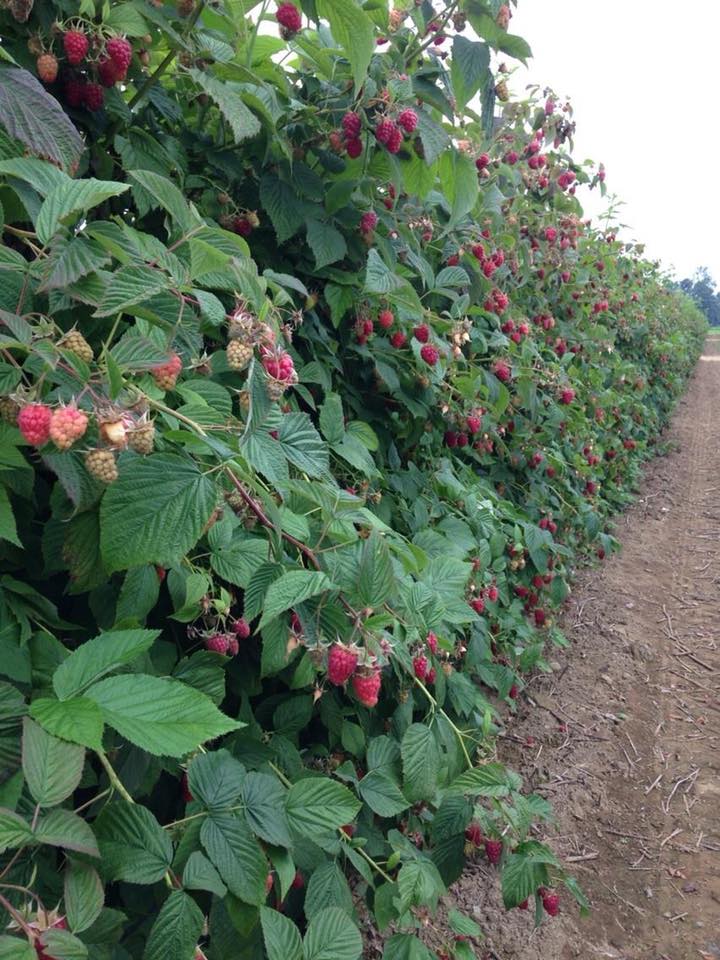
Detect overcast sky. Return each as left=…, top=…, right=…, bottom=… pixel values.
left=509, top=1, right=720, bottom=286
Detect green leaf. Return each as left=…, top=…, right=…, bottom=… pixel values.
left=200, top=813, right=267, bottom=905
left=447, top=763, right=515, bottom=797
left=0, top=808, right=32, bottom=850
left=29, top=698, right=104, bottom=751
left=94, top=265, right=171, bottom=318
left=358, top=769, right=409, bottom=817
left=127, top=169, right=199, bottom=234
left=22, top=717, right=85, bottom=807
left=187, top=69, right=261, bottom=144
left=415, top=112, right=450, bottom=166
left=100, top=455, right=217, bottom=572
left=0, top=67, right=84, bottom=173
left=259, top=174, right=306, bottom=243
left=383, top=934, right=436, bottom=960
left=259, top=571, right=335, bottom=628
left=396, top=860, right=445, bottom=911
left=64, top=862, right=104, bottom=934
left=187, top=749, right=245, bottom=810
left=53, top=629, right=159, bottom=700
left=355, top=533, right=394, bottom=608
left=143, top=891, right=204, bottom=960
left=304, top=862, right=354, bottom=920
left=259, top=906, right=303, bottom=960
left=95, top=800, right=172, bottom=883
left=285, top=778, right=361, bottom=840
left=364, top=249, right=404, bottom=294
left=242, top=772, right=291, bottom=847
left=277, top=413, right=330, bottom=478
left=439, top=152, right=479, bottom=230
left=115, top=565, right=161, bottom=624
left=34, top=929, right=87, bottom=960
left=306, top=220, right=347, bottom=269
left=34, top=809, right=100, bottom=857
left=0, top=936, right=36, bottom=959
left=38, top=235, right=110, bottom=291
left=0, top=486, right=20, bottom=547
left=36, top=179, right=128, bottom=245
left=451, top=37, right=490, bottom=111
left=182, top=851, right=227, bottom=897
left=303, top=906, right=362, bottom=960
left=85, top=675, right=241, bottom=757
left=316, top=0, right=374, bottom=91
left=400, top=724, right=439, bottom=802
left=210, top=534, right=268, bottom=589
left=0, top=157, right=68, bottom=196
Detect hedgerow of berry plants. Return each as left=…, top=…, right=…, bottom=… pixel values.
left=0, top=0, right=706, bottom=958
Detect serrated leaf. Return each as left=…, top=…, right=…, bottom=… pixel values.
left=0, top=935, right=36, bottom=959
left=358, top=769, right=409, bottom=817
left=210, top=534, right=268, bottom=589
left=364, top=249, right=404, bottom=294
left=259, top=570, right=335, bottom=628
left=38, top=235, right=110, bottom=291
left=0, top=486, right=20, bottom=547
left=277, top=412, right=330, bottom=478
left=304, top=862, right=354, bottom=920
left=64, top=862, right=104, bottom=933
left=95, top=801, right=173, bottom=883
left=36, top=179, right=128, bottom=245
left=244, top=561, right=283, bottom=621
left=53, top=629, right=159, bottom=700
left=187, top=69, right=261, bottom=144
left=242, top=772, right=291, bottom=847
left=382, top=934, right=436, bottom=960
left=447, top=762, right=514, bottom=797
left=306, top=220, right=347, bottom=269
left=29, top=698, right=104, bottom=751
left=303, top=906, right=362, bottom=960
left=127, top=169, right=199, bottom=234
left=259, top=175, right=305, bottom=243
left=94, top=265, right=171, bottom=318
left=85, top=675, right=240, bottom=757
left=451, top=37, right=490, bottom=111
left=22, top=717, right=84, bottom=807
left=34, top=929, right=87, bottom=960
left=182, top=851, right=227, bottom=897
left=285, top=778, right=360, bottom=840
left=100, top=455, right=216, bottom=572
left=34, top=809, right=99, bottom=857
left=0, top=808, right=32, bottom=850
left=143, top=891, right=203, bottom=960
left=316, top=0, right=374, bottom=91
left=187, top=749, right=245, bottom=810
left=260, top=906, right=303, bottom=960
left=200, top=814, right=267, bottom=905
left=400, top=724, right=439, bottom=802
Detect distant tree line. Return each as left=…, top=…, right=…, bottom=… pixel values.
left=677, top=267, right=720, bottom=326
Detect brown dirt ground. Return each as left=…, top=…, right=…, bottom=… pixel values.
left=445, top=334, right=720, bottom=960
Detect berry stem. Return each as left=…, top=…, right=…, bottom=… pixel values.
left=96, top=749, right=135, bottom=804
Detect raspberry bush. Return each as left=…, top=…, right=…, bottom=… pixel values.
left=0, top=1, right=705, bottom=958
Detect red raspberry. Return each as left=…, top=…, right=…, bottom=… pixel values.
left=426, top=632, right=438, bottom=654
left=397, top=108, right=418, bottom=133
left=275, top=2, right=302, bottom=33
left=378, top=309, right=394, bottom=329
left=49, top=405, right=88, bottom=450
left=64, top=30, right=89, bottom=66
left=83, top=83, right=104, bottom=111
left=412, top=655, right=428, bottom=681
left=327, top=644, right=358, bottom=685
left=475, top=153, right=490, bottom=170
left=291, top=870, right=304, bottom=890
left=152, top=353, right=182, bottom=390
left=413, top=323, right=430, bottom=343
left=106, top=36, right=132, bottom=73
left=390, top=331, right=406, bottom=348
left=420, top=344, right=439, bottom=366
left=346, top=138, right=363, bottom=159
left=444, top=431, right=457, bottom=448
left=544, top=226, right=557, bottom=242
left=265, top=873, right=274, bottom=895
left=509, top=684, right=519, bottom=700
left=65, top=78, right=85, bottom=108
left=534, top=608, right=546, bottom=627
left=464, top=823, right=483, bottom=846
left=360, top=211, right=378, bottom=234
left=233, top=617, right=251, bottom=638
left=17, top=404, right=52, bottom=446
left=386, top=126, right=403, bottom=153
left=466, top=415, right=481, bottom=434
left=342, top=111, right=362, bottom=138
left=518, top=898, right=529, bottom=910
left=426, top=668, right=436, bottom=684
left=98, top=57, right=120, bottom=87
left=446, top=254, right=459, bottom=266
left=234, top=217, right=253, bottom=236
left=470, top=597, right=485, bottom=614
left=227, top=636, right=239, bottom=656
left=340, top=824, right=355, bottom=837
left=492, top=359, right=511, bottom=382
left=352, top=668, right=381, bottom=707
left=205, top=634, right=230, bottom=655
left=505, top=150, right=518, bottom=165
left=560, top=387, right=575, bottom=405
left=375, top=118, right=395, bottom=144
left=328, top=130, right=343, bottom=152
left=487, top=584, right=499, bottom=602
left=541, top=890, right=560, bottom=916
left=484, top=838, right=503, bottom=865
left=36, top=53, right=58, bottom=84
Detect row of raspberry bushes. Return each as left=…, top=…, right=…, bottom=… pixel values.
left=0, top=1, right=706, bottom=959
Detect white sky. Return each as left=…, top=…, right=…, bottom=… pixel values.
left=509, top=1, right=720, bottom=286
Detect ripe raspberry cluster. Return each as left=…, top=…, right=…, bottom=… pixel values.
left=38, top=26, right=135, bottom=113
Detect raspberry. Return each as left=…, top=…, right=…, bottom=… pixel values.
left=426, top=632, right=438, bottom=654
left=375, top=118, right=395, bottom=144
left=127, top=421, right=155, bottom=455
left=49, top=405, right=88, bottom=450
left=37, top=53, right=58, bottom=84
left=509, top=684, right=519, bottom=700
left=487, top=584, right=499, bottom=602
left=227, top=635, right=239, bottom=656
left=360, top=211, right=378, bottom=234
left=412, top=655, right=428, bottom=681
left=493, top=359, right=511, bottom=382
left=227, top=340, right=253, bottom=371
left=420, top=344, right=439, bottom=366
left=98, top=57, right=120, bottom=87
left=17, top=404, right=52, bottom=446
left=234, top=217, right=252, bottom=237
left=475, top=153, right=490, bottom=170
left=386, top=126, right=403, bottom=154
left=413, top=323, right=429, bottom=343
left=444, top=430, right=457, bottom=448
left=352, top=668, right=381, bottom=707
left=64, top=30, right=89, bottom=66
left=390, top=331, right=406, bottom=348
left=342, top=112, right=362, bottom=138
left=464, top=823, right=483, bottom=846
left=327, top=644, right=358, bottom=685
left=291, top=870, right=304, bottom=890
left=152, top=353, right=182, bottom=390
left=346, top=138, right=363, bottom=159
left=276, top=2, right=302, bottom=33
left=83, top=83, right=104, bottom=111
left=205, top=633, right=230, bottom=655
left=484, top=838, right=503, bottom=865
left=59, top=329, right=93, bottom=362
left=560, top=387, right=575, bottom=404
left=397, top=109, right=418, bottom=133
left=85, top=449, right=118, bottom=484
left=517, top=898, right=529, bottom=910
left=65, top=78, right=85, bottom=108
left=378, top=309, right=394, bottom=329
left=328, top=130, right=343, bottom=152
left=265, top=872, right=274, bottom=895
left=541, top=890, right=560, bottom=916
left=426, top=668, right=436, bottom=684
left=0, top=397, right=19, bottom=424
left=466, top=415, right=481, bottom=434
left=232, top=617, right=251, bottom=639
left=106, top=36, right=132, bottom=73
left=544, top=226, right=557, bottom=242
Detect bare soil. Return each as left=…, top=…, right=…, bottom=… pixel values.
left=450, top=334, right=720, bottom=960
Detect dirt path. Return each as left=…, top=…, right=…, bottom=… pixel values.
left=454, top=335, right=720, bottom=960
